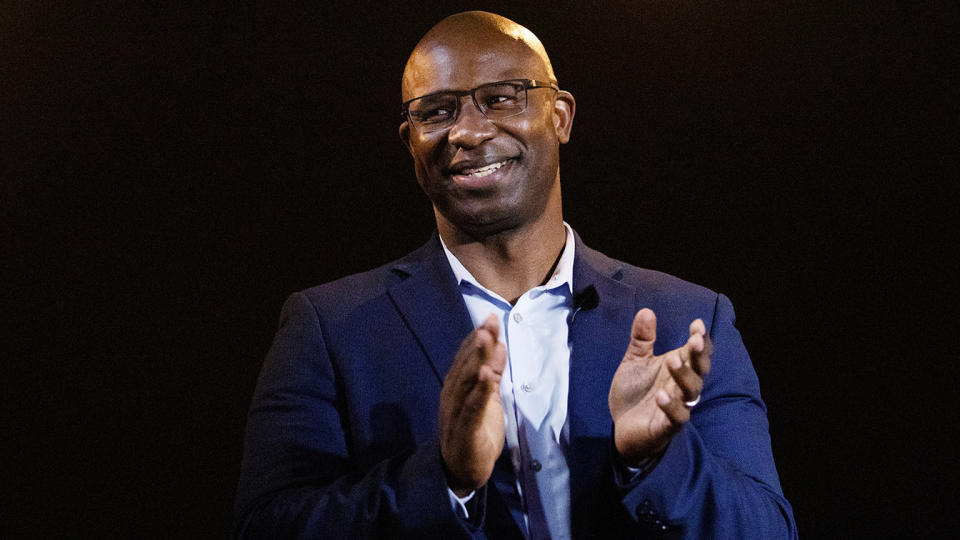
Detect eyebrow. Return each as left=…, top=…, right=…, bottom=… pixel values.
left=408, top=71, right=541, bottom=98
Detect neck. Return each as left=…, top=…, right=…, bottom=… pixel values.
left=438, top=206, right=566, bottom=305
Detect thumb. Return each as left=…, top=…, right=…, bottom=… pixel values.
left=627, top=308, right=657, bottom=358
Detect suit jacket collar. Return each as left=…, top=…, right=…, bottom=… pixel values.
left=386, top=230, right=637, bottom=384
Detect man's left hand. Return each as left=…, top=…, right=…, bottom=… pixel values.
left=608, top=308, right=712, bottom=466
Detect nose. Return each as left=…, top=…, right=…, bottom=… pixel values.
left=446, top=95, right=496, bottom=148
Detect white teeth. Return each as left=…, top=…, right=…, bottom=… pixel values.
left=460, top=160, right=508, bottom=177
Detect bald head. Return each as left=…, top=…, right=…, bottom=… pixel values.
left=397, top=11, right=575, bottom=240
left=401, top=11, right=557, bottom=101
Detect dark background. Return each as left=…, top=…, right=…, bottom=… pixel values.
left=3, top=1, right=957, bottom=537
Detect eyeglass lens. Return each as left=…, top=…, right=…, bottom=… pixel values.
left=407, top=81, right=527, bottom=131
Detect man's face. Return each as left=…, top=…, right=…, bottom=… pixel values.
left=400, top=37, right=573, bottom=237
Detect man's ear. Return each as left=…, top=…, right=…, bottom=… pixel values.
left=553, top=90, right=576, bottom=144
left=398, top=121, right=412, bottom=154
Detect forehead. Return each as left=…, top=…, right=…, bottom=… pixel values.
left=402, top=37, right=549, bottom=100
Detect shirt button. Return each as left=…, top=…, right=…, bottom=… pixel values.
left=530, top=460, right=542, bottom=472
left=512, top=312, right=523, bottom=323
left=520, top=382, right=534, bottom=392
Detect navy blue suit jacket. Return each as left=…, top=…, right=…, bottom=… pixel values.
left=234, top=232, right=797, bottom=539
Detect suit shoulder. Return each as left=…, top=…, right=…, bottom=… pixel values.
left=619, top=263, right=718, bottom=304
left=297, top=262, right=397, bottom=313
left=290, top=236, right=439, bottom=319
left=579, top=240, right=719, bottom=304
left=612, top=259, right=731, bottom=334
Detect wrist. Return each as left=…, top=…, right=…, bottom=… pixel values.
left=610, top=436, right=669, bottom=489
left=614, top=435, right=670, bottom=468
left=440, top=452, right=477, bottom=496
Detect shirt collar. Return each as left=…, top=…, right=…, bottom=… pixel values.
left=440, top=222, right=576, bottom=297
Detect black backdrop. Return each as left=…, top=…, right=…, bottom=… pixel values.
left=4, top=1, right=957, bottom=537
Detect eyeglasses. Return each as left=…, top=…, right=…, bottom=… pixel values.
left=401, top=79, right=559, bottom=133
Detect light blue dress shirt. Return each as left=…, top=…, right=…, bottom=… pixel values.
left=441, top=224, right=576, bottom=540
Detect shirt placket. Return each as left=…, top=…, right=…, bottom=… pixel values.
left=505, top=294, right=553, bottom=540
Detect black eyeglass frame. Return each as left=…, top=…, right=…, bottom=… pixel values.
left=401, top=78, right=560, bottom=131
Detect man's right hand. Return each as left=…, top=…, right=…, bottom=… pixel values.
left=439, top=314, right=507, bottom=497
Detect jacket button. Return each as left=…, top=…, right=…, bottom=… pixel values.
left=530, top=460, right=542, bottom=472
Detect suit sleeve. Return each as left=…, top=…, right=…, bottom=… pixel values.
left=233, top=292, right=482, bottom=539
left=620, top=293, right=798, bottom=539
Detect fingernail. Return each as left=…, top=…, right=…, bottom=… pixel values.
left=668, top=355, right=682, bottom=369
left=656, top=390, right=671, bottom=406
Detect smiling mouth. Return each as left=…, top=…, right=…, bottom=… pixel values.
left=451, top=158, right=516, bottom=179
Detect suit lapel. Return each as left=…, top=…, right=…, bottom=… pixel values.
left=388, top=236, right=525, bottom=538
left=387, top=234, right=475, bottom=384
left=567, top=236, right=638, bottom=505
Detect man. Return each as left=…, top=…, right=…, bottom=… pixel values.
left=235, top=11, right=796, bottom=539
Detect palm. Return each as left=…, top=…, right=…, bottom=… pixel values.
left=439, top=315, right=507, bottom=493
left=609, top=352, right=676, bottom=458
left=607, top=308, right=710, bottom=464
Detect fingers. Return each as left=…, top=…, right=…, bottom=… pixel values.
left=478, top=312, right=500, bottom=341
left=655, top=389, right=690, bottom=425
left=473, top=331, right=506, bottom=392
left=479, top=314, right=506, bottom=372
left=626, top=308, right=657, bottom=358
left=687, top=318, right=712, bottom=377
left=443, top=313, right=505, bottom=408
left=666, top=351, right=703, bottom=403
left=664, top=319, right=711, bottom=405
left=447, top=314, right=502, bottom=378
left=460, top=359, right=505, bottom=420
